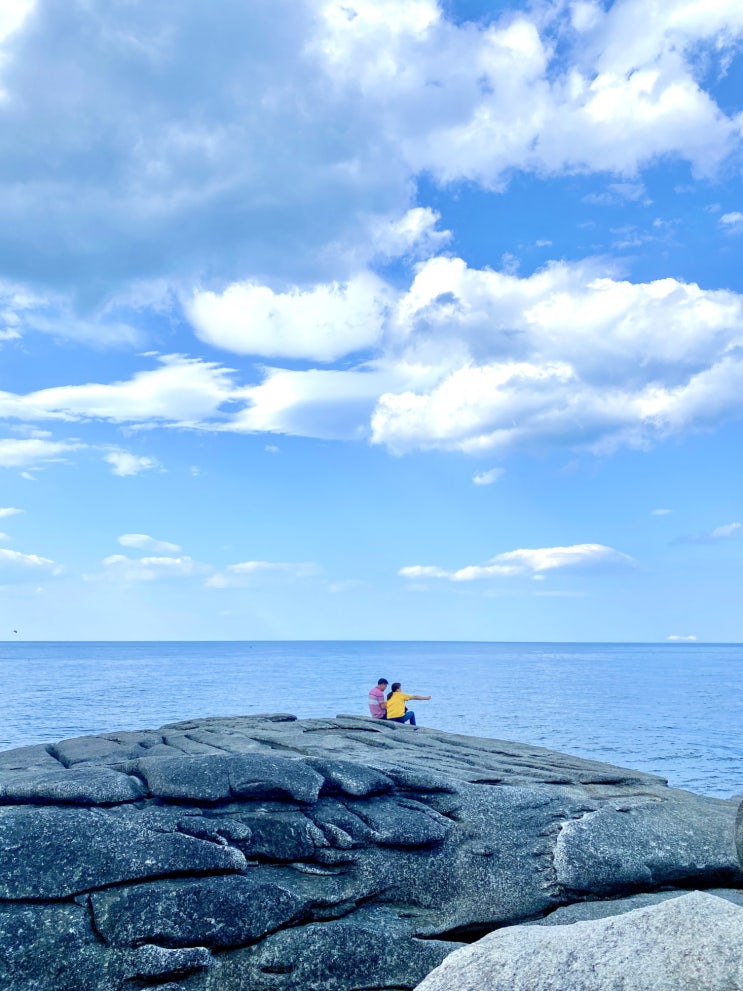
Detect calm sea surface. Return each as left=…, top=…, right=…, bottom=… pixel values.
left=1, top=641, right=741, bottom=798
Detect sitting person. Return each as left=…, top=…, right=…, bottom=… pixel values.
left=385, top=682, right=431, bottom=727
left=367, top=678, right=389, bottom=719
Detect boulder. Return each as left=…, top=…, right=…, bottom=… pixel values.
left=0, top=715, right=741, bottom=991
left=414, top=890, right=743, bottom=990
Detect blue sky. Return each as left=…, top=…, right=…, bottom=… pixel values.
left=1, top=0, right=743, bottom=641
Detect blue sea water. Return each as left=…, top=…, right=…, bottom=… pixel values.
left=1, top=641, right=741, bottom=798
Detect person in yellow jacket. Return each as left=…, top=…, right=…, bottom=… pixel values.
left=385, top=682, right=431, bottom=727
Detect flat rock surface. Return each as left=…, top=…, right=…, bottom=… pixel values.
left=0, top=713, right=741, bottom=991
left=414, top=890, right=743, bottom=990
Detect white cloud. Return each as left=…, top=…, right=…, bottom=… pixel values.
left=710, top=522, right=741, bottom=540
left=0, top=532, right=9, bottom=542
left=0, top=0, right=740, bottom=315
left=105, top=452, right=159, bottom=477
left=399, top=543, right=634, bottom=580
left=4, top=253, right=743, bottom=462
left=0, top=546, right=62, bottom=578
left=188, top=272, right=392, bottom=362
left=99, top=554, right=203, bottom=582
left=398, top=565, right=452, bottom=580
left=0, top=437, right=84, bottom=467
left=677, top=521, right=742, bottom=543
left=0, top=0, right=34, bottom=46
left=369, top=257, right=743, bottom=455
left=118, top=533, right=181, bottom=553
left=720, top=212, right=743, bottom=231
left=0, top=506, right=21, bottom=517
left=367, top=207, right=451, bottom=261
left=473, top=467, right=505, bottom=486
left=226, top=366, right=409, bottom=441
left=0, top=355, right=237, bottom=427
left=207, top=560, right=321, bottom=589
left=651, top=508, right=673, bottom=516
left=666, top=634, right=697, bottom=642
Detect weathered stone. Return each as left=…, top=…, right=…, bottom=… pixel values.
left=554, top=795, right=742, bottom=893
left=0, top=805, right=247, bottom=899
left=350, top=795, right=452, bottom=847
left=305, top=755, right=395, bottom=796
left=0, top=743, right=60, bottom=771
left=0, top=765, right=145, bottom=804
left=91, top=874, right=307, bottom=949
left=239, top=808, right=327, bottom=860
left=530, top=887, right=743, bottom=926
left=414, top=891, right=743, bottom=991
left=134, top=753, right=324, bottom=803
left=0, top=715, right=741, bottom=991
left=49, top=735, right=140, bottom=766
left=110, top=944, right=211, bottom=981
left=0, top=903, right=107, bottom=991
left=210, top=906, right=457, bottom=991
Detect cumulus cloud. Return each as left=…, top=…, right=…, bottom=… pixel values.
left=473, top=467, right=505, bottom=486
left=0, top=506, right=21, bottom=517
left=188, top=272, right=392, bottom=362
left=0, top=546, right=62, bottom=578
left=0, top=0, right=740, bottom=314
left=720, top=212, right=743, bottom=231
left=0, top=2, right=742, bottom=467
left=5, top=253, right=743, bottom=461
left=105, top=452, right=159, bottom=477
left=368, top=257, right=743, bottom=455
left=206, top=560, right=321, bottom=589
left=399, top=543, right=635, bottom=580
left=117, top=533, right=181, bottom=553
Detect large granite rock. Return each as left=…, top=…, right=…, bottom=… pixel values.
left=414, top=890, right=743, bottom=990
left=0, top=713, right=741, bottom=991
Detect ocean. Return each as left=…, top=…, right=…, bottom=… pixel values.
left=1, top=640, right=741, bottom=798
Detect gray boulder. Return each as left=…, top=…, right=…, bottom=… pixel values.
left=0, top=714, right=741, bottom=991
left=414, top=890, right=743, bottom=990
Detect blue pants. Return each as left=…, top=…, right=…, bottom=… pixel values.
left=389, top=711, right=416, bottom=726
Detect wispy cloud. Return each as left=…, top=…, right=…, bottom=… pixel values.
left=473, top=467, right=505, bottom=486
left=0, top=438, right=84, bottom=469
left=207, top=561, right=321, bottom=589
left=399, top=544, right=635, bottom=581
left=667, top=634, right=697, bottom=642
left=0, top=547, right=63, bottom=578
left=675, top=522, right=741, bottom=544
left=118, top=534, right=181, bottom=554
left=96, top=554, right=205, bottom=583
left=651, top=508, right=673, bottom=516
left=0, top=507, right=22, bottom=518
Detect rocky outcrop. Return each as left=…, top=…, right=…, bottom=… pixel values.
left=414, top=890, right=743, bottom=990
left=0, top=713, right=741, bottom=990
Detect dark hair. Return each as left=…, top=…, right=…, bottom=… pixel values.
left=387, top=681, right=401, bottom=700
left=377, top=678, right=388, bottom=686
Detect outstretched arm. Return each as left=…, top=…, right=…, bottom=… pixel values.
left=409, top=695, right=431, bottom=701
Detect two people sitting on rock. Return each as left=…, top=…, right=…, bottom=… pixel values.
left=368, top=678, right=431, bottom=727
